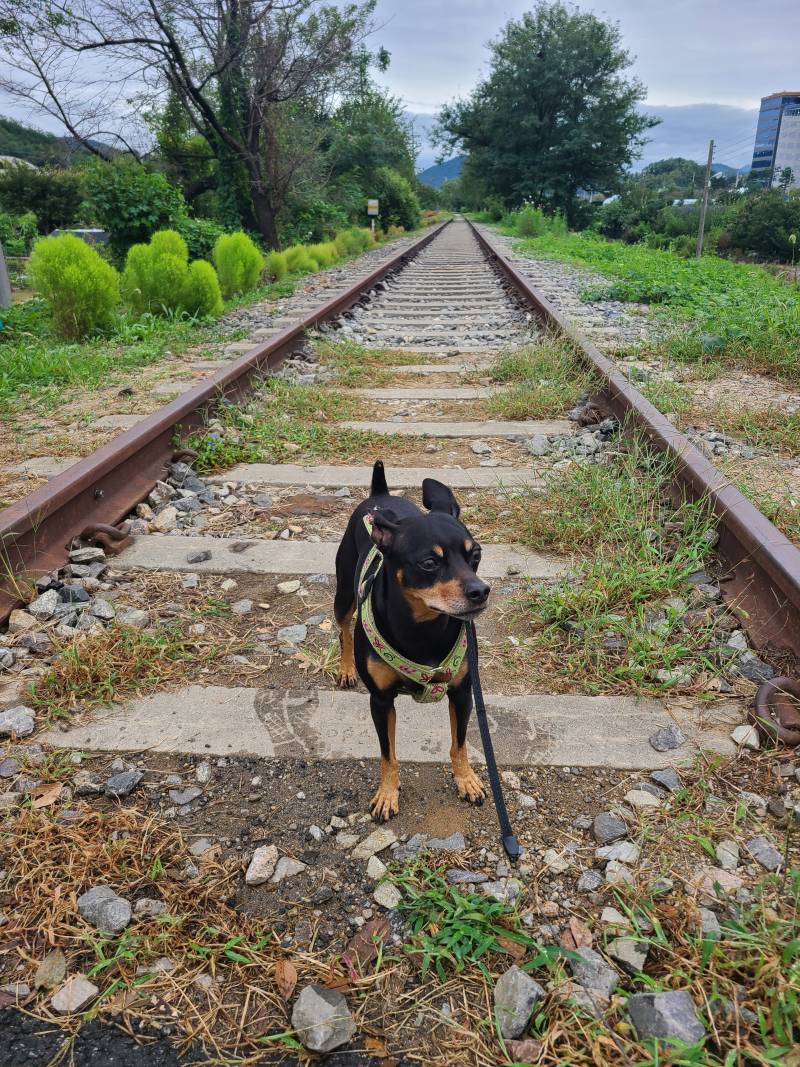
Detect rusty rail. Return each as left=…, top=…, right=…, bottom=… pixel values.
left=0, top=220, right=450, bottom=620
left=469, top=219, right=800, bottom=657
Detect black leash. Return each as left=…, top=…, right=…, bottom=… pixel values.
left=465, top=621, right=521, bottom=862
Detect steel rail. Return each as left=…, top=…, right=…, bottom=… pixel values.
left=468, top=219, right=800, bottom=656
left=0, top=220, right=450, bottom=622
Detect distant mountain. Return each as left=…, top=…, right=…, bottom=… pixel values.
left=417, top=156, right=463, bottom=188
left=712, top=162, right=750, bottom=176
left=0, top=116, right=113, bottom=165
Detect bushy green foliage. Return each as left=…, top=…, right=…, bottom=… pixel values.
left=372, top=166, right=420, bottom=231
left=212, top=231, right=264, bottom=298
left=279, top=197, right=349, bottom=245
left=265, top=250, right=288, bottom=280
left=84, top=160, right=185, bottom=261
left=730, top=190, right=800, bottom=260
left=28, top=233, right=120, bottom=340
left=307, top=242, right=339, bottom=268
left=334, top=226, right=372, bottom=257
left=0, top=164, right=83, bottom=233
left=515, top=204, right=547, bottom=237
left=0, top=210, right=38, bottom=255
left=284, top=245, right=318, bottom=273
left=180, top=259, right=223, bottom=316
left=176, top=217, right=226, bottom=261
left=121, top=228, right=222, bottom=318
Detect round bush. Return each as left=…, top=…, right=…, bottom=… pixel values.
left=515, top=205, right=546, bottom=238
left=333, top=227, right=371, bottom=258
left=265, top=250, right=288, bottom=280
left=212, top=231, right=264, bottom=299
left=308, top=242, right=339, bottom=268
left=284, top=245, right=317, bottom=273
left=177, top=217, right=226, bottom=261
left=28, top=233, right=120, bottom=340
left=181, top=260, right=223, bottom=317
left=150, top=229, right=189, bottom=262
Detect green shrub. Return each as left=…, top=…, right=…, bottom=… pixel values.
left=730, top=189, right=800, bottom=260
left=176, top=217, right=226, bottom=261
left=265, top=250, right=288, bottom=280
left=181, top=259, right=223, bottom=317
left=121, top=227, right=222, bottom=318
left=28, top=233, right=120, bottom=340
left=212, top=231, right=264, bottom=298
left=308, top=242, right=339, bottom=268
left=0, top=164, right=83, bottom=234
left=84, top=160, right=185, bottom=262
left=334, top=227, right=372, bottom=257
left=0, top=210, right=38, bottom=255
left=372, top=166, right=421, bottom=231
left=284, top=245, right=318, bottom=273
left=279, top=197, right=349, bottom=245
left=515, top=205, right=546, bottom=238
left=484, top=195, right=505, bottom=222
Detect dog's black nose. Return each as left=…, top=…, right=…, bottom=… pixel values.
left=465, top=579, right=490, bottom=604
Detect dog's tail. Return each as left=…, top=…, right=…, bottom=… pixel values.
left=370, top=460, right=389, bottom=496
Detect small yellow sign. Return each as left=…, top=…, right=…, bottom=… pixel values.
left=367, top=199, right=379, bottom=216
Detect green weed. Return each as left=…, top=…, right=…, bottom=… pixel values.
left=487, top=337, right=594, bottom=419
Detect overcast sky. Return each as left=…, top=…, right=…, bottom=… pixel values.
left=373, top=0, right=800, bottom=167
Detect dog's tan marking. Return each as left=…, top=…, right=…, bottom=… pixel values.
left=395, top=567, right=440, bottom=622
left=336, top=604, right=358, bottom=689
left=367, top=654, right=401, bottom=691
left=464, top=538, right=474, bottom=553
left=370, top=705, right=400, bottom=820
left=432, top=544, right=444, bottom=557
left=449, top=699, right=486, bottom=804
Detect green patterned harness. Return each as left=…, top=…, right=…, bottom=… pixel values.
left=357, top=513, right=467, bottom=703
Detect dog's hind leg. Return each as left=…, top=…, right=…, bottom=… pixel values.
left=448, top=682, right=486, bottom=804
left=369, top=695, right=400, bottom=821
left=334, top=599, right=358, bottom=689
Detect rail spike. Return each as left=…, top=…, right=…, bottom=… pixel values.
left=77, top=522, right=133, bottom=556
left=751, top=677, right=800, bottom=747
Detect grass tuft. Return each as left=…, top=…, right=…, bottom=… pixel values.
left=487, top=337, right=595, bottom=419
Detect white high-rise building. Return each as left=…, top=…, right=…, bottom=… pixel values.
left=772, top=106, right=800, bottom=189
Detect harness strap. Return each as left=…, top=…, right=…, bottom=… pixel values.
left=357, top=514, right=466, bottom=703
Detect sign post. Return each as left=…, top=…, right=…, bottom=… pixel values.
left=367, top=198, right=379, bottom=236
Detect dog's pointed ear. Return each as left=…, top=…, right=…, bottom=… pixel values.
left=370, top=509, right=402, bottom=553
left=422, top=478, right=460, bottom=518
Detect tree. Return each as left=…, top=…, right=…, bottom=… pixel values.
left=435, top=2, right=656, bottom=223
left=0, top=164, right=83, bottom=233
left=778, top=167, right=796, bottom=194
left=83, top=159, right=185, bottom=260
left=0, top=0, right=378, bottom=248
left=730, top=189, right=800, bottom=260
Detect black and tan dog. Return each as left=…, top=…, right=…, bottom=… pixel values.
left=334, top=460, right=491, bottom=820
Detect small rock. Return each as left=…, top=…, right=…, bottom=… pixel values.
left=0, top=982, right=30, bottom=1000
left=568, top=946, right=619, bottom=1003
left=649, top=724, right=687, bottom=751
left=607, top=937, right=649, bottom=974
left=746, top=836, right=783, bottom=871
left=0, top=706, right=35, bottom=738
left=593, top=812, right=627, bottom=844
left=446, top=868, right=488, bottom=885
left=699, top=907, right=721, bottom=938
left=625, top=789, right=662, bottom=809
left=148, top=481, right=177, bottom=507
left=187, top=551, right=212, bottom=564
left=68, top=546, right=106, bottom=563
left=373, top=882, right=402, bottom=909
left=231, top=599, right=254, bottom=615
left=7, top=610, right=37, bottom=633
left=291, top=984, right=356, bottom=1053
left=542, top=848, right=571, bottom=873
left=651, top=768, right=681, bottom=792
left=715, top=839, right=739, bottom=871
left=277, top=579, right=301, bottom=594
left=595, top=841, right=640, bottom=864
left=576, top=870, right=603, bottom=892
left=16, top=631, right=51, bottom=653
left=189, top=838, right=213, bottom=857
left=740, top=790, right=767, bottom=813
left=152, top=506, right=178, bottom=532
left=117, top=608, right=149, bottom=628
left=73, top=771, right=103, bottom=796
left=196, top=761, right=212, bottom=785
left=271, top=856, right=307, bottom=883
left=366, top=856, right=388, bottom=880
left=480, top=880, right=522, bottom=904
left=133, top=898, right=168, bottom=919
left=104, top=769, right=143, bottom=798
left=427, top=831, right=466, bottom=851
left=77, top=886, right=132, bottom=934
left=501, top=770, right=521, bottom=789
left=51, top=975, right=99, bottom=1014
left=245, top=845, right=279, bottom=886
left=89, top=598, right=115, bottom=621
left=27, top=589, right=61, bottom=621
left=277, top=624, right=307, bottom=645
left=352, top=826, right=397, bottom=860
left=628, top=990, right=705, bottom=1045
left=34, top=949, right=67, bottom=989
left=470, top=440, right=491, bottom=455
left=605, top=860, right=635, bottom=885
left=690, top=866, right=744, bottom=901
left=168, top=786, right=202, bottom=806
left=730, top=724, right=760, bottom=750
left=493, top=965, right=545, bottom=1039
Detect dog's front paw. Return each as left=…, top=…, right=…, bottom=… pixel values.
left=370, top=782, right=400, bottom=821
left=336, top=667, right=358, bottom=689
left=454, top=767, right=486, bottom=805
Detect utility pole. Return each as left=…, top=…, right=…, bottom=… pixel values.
left=695, top=139, right=714, bottom=258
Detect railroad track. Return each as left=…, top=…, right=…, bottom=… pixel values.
left=2, top=214, right=800, bottom=1064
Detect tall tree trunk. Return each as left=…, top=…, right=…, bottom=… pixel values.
left=249, top=179, right=280, bottom=249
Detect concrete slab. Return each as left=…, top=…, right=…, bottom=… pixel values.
left=150, top=380, right=197, bottom=397
left=353, top=387, right=494, bottom=400
left=91, top=414, right=144, bottom=430
left=189, top=360, right=229, bottom=371
left=343, top=419, right=572, bottom=438
left=211, top=464, right=543, bottom=489
left=10, top=456, right=79, bottom=478
left=41, top=685, right=741, bottom=768
left=116, top=535, right=565, bottom=579
left=387, top=363, right=492, bottom=374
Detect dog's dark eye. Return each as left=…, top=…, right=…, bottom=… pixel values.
left=418, top=557, right=440, bottom=572
left=469, top=549, right=482, bottom=571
